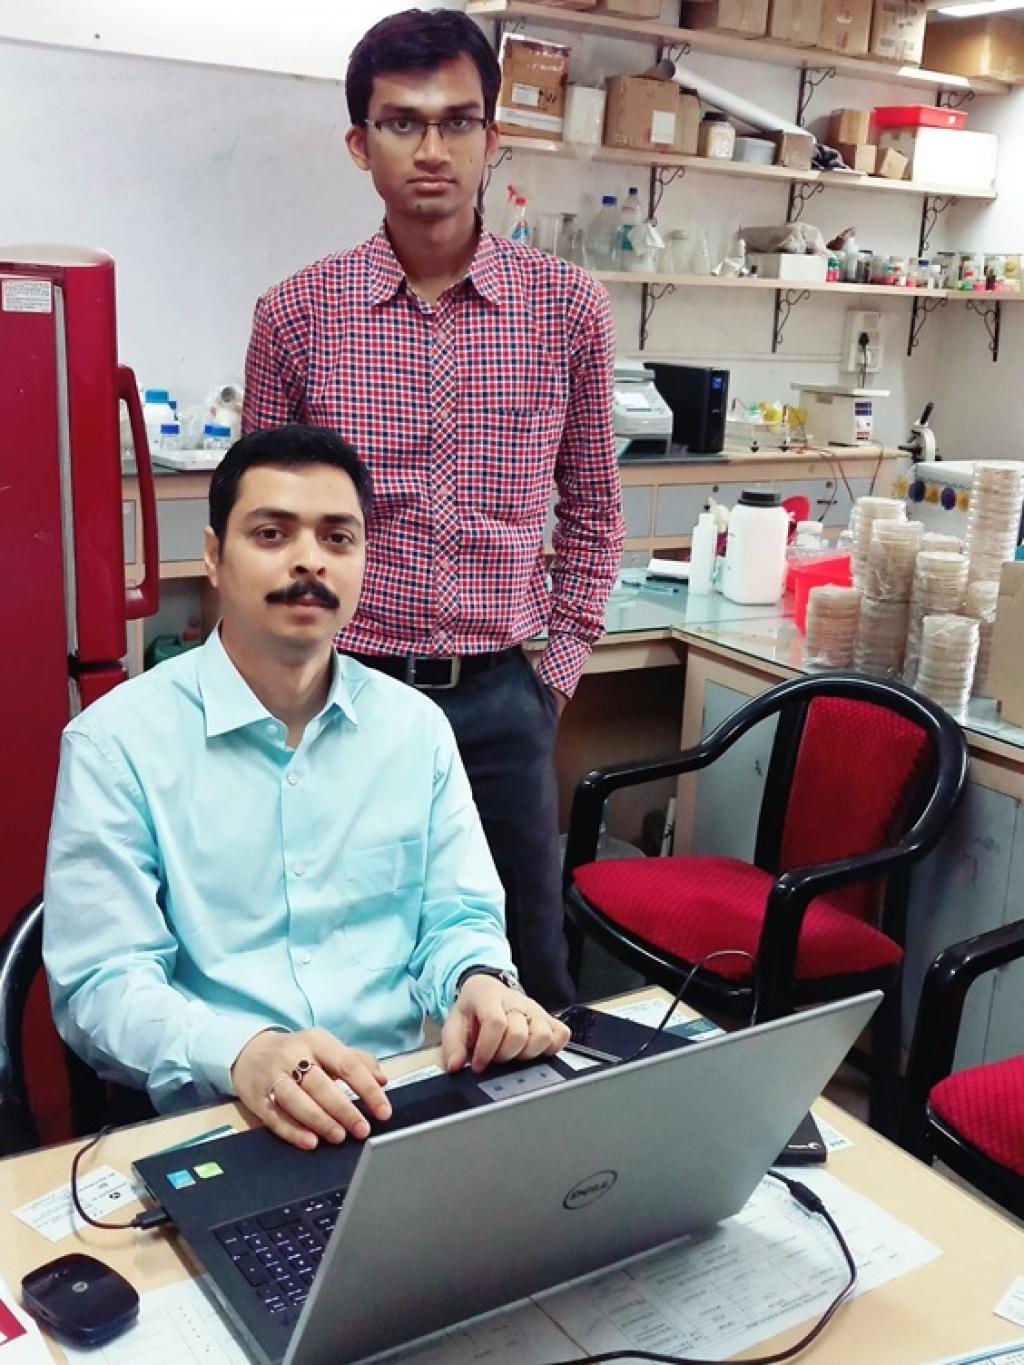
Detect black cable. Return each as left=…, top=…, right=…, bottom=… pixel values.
left=534, top=1171, right=858, bottom=1365
left=618, top=948, right=758, bottom=1064
left=70, top=1126, right=170, bottom=1231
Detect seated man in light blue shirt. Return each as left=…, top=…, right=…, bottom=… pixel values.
left=44, top=424, right=569, bottom=1150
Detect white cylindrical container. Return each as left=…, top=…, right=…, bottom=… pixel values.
left=688, top=510, right=717, bottom=595
left=721, top=490, right=788, bottom=605
left=141, top=388, right=175, bottom=452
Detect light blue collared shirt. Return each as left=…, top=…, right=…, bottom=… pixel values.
left=43, top=631, right=512, bottom=1113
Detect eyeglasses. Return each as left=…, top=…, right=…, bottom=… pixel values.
left=364, top=116, right=490, bottom=143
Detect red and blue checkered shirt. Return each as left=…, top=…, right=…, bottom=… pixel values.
left=242, top=225, right=623, bottom=696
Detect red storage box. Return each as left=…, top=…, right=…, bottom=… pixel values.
left=872, top=104, right=967, bottom=131
left=791, top=554, right=853, bottom=632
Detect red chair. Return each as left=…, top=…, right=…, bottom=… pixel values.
left=898, top=921, right=1024, bottom=1217
left=563, top=673, right=969, bottom=1134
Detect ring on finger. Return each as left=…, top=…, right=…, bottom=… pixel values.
left=291, top=1058, right=316, bottom=1087
left=505, top=1006, right=532, bottom=1024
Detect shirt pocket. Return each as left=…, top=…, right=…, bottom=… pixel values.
left=458, top=408, right=562, bottom=523
left=339, top=839, right=425, bottom=971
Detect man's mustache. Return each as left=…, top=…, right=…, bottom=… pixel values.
left=265, top=578, right=340, bottom=609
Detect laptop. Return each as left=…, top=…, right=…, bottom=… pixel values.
left=134, top=991, right=879, bottom=1365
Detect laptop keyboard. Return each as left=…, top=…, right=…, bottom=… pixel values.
left=213, top=1188, right=346, bottom=1324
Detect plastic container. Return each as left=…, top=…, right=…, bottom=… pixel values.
left=202, top=423, right=233, bottom=451
left=587, top=195, right=620, bottom=270
left=721, top=489, right=789, bottom=605
left=698, top=112, right=736, bottom=160
left=733, top=136, right=775, bottom=165
left=872, top=105, right=967, bottom=131
left=688, top=510, right=717, bottom=595
left=791, top=553, right=853, bottom=632
left=616, top=186, right=644, bottom=266
left=158, top=421, right=182, bottom=453
left=141, top=388, right=175, bottom=452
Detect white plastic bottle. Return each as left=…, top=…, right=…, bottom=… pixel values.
left=586, top=195, right=620, bottom=271
left=141, top=388, right=175, bottom=452
left=202, top=422, right=233, bottom=452
left=842, top=231, right=859, bottom=284
left=617, top=186, right=643, bottom=268
left=688, top=510, right=717, bottom=595
left=721, top=489, right=789, bottom=605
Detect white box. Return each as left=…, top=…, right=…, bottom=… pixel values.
left=748, top=251, right=827, bottom=282
left=563, top=86, right=606, bottom=146
left=878, top=127, right=998, bottom=191
left=794, top=384, right=889, bottom=445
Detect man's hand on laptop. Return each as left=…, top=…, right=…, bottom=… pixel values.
left=232, top=1027, right=393, bottom=1150
left=441, top=977, right=571, bottom=1074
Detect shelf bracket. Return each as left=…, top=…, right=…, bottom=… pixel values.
left=906, top=294, right=946, bottom=357
left=936, top=88, right=975, bottom=111
left=640, top=282, right=676, bottom=349
left=649, top=165, right=686, bottom=220
left=966, top=297, right=1002, bottom=363
left=796, top=66, right=837, bottom=127
left=786, top=180, right=825, bottom=224
left=772, top=288, right=811, bottom=352
left=482, top=146, right=513, bottom=197
left=917, top=194, right=957, bottom=257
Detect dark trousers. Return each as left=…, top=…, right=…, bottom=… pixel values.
left=359, top=649, right=576, bottom=1012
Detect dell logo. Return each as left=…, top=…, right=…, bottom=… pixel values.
left=563, top=1170, right=618, bottom=1210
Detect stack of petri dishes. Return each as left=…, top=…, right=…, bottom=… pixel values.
left=856, top=597, right=911, bottom=675
left=850, top=496, right=906, bottom=592
left=965, top=461, right=1024, bottom=584
left=915, top=614, right=979, bottom=719
left=904, top=550, right=969, bottom=684
left=854, top=520, right=923, bottom=675
left=805, top=585, right=861, bottom=668
left=963, top=580, right=1001, bottom=698
left=920, top=531, right=963, bottom=555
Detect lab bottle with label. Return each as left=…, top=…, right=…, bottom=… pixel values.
left=688, top=510, right=717, bottom=595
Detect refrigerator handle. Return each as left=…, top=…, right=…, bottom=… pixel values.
left=119, top=365, right=160, bottom=620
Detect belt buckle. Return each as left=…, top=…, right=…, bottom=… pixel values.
left=405, top=656, right=462, bottom=690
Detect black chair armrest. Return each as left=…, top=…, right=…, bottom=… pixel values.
left=898, top=918, right=1024, bottom=1153
left=0, top=896, right=44, bottom=1155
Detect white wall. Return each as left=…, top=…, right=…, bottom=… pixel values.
left=0, top=0, right=1005, bottom=448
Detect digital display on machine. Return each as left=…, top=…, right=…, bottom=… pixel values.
left=711, top=376, right=724, bottom=390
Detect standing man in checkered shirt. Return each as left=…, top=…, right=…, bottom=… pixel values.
left=242, top=8, right=624, bottom=1011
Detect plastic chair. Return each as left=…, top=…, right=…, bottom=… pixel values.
left=898, top=920, right=1024, bottom=1218
left=563, top=672, right=970, bottom=1134
left=0, top=896, right=151, bottom=1155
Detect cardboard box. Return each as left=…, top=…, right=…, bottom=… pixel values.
left=830, top=108, right=872, bottom=145
left=603, top=77, right=700, bottom=153
left=601, top=0, right=662, bottom=14
left=874, top=145, right=907, bottom=179
left=496, top=33, right=570, bottom=141
left=837, top=141, right=877, bottom=172
left=774, top=130, right=815, bottom=170
left=922, top=15, right=1024, bottom=85
left=870, top=0, right=928, bottom=65
left=818, top=0, right=872, bottom=54
left=682, top=0, right=769, bottom=37
left=564, top=85, right=606, bottom=146
left=878, top=126, right=998, bottom=189
left=989, top=561, right=1024, bottom=727
left=545, top=0, right=598, bottom=8
left=769, top=0, right=823, bottom=46
left=748, top=251, right=828, bottom=281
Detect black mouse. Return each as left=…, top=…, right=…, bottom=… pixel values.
left=22, top=1253, right=139, bottom=1345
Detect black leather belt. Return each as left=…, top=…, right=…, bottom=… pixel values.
left=346, top=648, right=519, bottom=690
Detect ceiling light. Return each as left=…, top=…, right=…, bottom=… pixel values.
left=934, top=0, right=1024, bottom=16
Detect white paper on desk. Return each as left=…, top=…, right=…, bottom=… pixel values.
left=60, top=1278, right=249, bottom=1365
left=0, top=1278, right=52, bottom=1362
left=925, top=1338, right=1024, bottom=1364
left=335, top=1062, right=445, bottom=1101
left=537, top=1168, right=940, bottom=1362
left=996, top=1278, right=1024, bottom=1328
left=12, top=1165, right=141, bottom=1244
left=366, top=1298, right=579, bottom=1364
left=814, top=1114, right=854, bottom=1152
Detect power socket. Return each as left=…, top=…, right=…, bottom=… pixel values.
left=842, top=309, right=883, bottom=374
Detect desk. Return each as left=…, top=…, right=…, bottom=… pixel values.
left=2, top=989, right=1023, bottom=1364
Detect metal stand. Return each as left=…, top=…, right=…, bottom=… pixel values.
left=772, top=289, right=811, bottom=352
left=640, top=283, right=677, bottom=348
left=796, top=66, right=837, bottom=127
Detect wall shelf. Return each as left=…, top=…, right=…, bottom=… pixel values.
left=468, top=0, right=1010, bottom=95
left=497, top=134, right=998, bottom=204
left=595, top=270, right=1024, bottom=304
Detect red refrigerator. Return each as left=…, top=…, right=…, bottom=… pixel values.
left=0, top=246, right=158, bottom=1139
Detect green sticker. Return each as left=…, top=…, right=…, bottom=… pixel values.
left=194, top=1161, right=224, bottom=1179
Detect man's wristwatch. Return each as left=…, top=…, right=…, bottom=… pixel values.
left=454, top=965, right=524, bottom=1000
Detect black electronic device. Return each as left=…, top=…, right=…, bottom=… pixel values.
left=650, top=362, right=730, bottom=455
left=22, top=1254, right=139, bottom=1346
left=778, top=1110, right=828, bottom=1165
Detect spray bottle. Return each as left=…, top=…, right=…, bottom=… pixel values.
left=506, top=185, right=532, bottom=246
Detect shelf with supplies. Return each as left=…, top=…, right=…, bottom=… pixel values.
left=496, top=134, right=998, bottom=204
left=594, top=270, right=1024, bottom=302
left=467, top=0, right=1010, bottom=95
